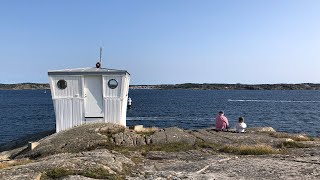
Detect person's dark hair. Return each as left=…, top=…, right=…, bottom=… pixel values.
left=219, top=111, right=224, bottom=114
left=239, top=117, right=244, bottom=123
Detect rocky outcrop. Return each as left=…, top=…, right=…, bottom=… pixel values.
left=112, top=131, right=147, bottom=146
left=13, top=123, right=198, bottom=159
left=0, top=149, right=133, bottom=180
left=1, top=123, right=320, bottom=179
left=246, top=127, right=276, bottom=132
left=150, top=127, right=196, bottom=145
left=131, top=152, right=320, bottom=180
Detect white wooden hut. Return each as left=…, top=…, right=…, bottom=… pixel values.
left=48, top=66, right=130, bottom=132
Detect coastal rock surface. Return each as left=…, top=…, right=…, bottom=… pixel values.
left=1, top=123, right=320, bottom=179
left=0, top=149, right=133, bottom=180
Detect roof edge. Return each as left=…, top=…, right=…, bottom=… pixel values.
left=48, top=71, right=130, bottom=76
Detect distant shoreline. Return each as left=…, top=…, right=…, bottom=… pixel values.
left=131, top=83, right=320, bottom=90
left=0, top=83, right=50, bottom=90
left=1, top=83, right=320, bottom=90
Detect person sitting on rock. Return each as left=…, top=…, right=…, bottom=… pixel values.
left=215, top=111, right=229, bottom=131
left=235, top=117, right=247, bottom=133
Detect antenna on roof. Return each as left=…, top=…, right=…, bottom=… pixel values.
left=100, top=47, right=102, bottom=64
left=96, top=47, right=102, bottom=68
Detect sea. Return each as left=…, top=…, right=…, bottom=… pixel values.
left=0, top=89, right=320, bottom=145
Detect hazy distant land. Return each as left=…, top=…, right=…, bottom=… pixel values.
left=1, top=83, right=320, bottom=90
left=0, top=83, right=50, bottom=90
left=131, top=83, right=320, bottom=90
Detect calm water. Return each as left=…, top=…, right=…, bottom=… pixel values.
left=1, top=89, right=320, bottom=145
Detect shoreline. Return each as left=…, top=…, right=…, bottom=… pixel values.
left=0, top=130, right=55, bottom=153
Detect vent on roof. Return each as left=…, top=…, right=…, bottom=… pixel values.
left=96, top=62, right=101, bottom=68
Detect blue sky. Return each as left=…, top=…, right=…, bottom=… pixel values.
left=0, top=0, right=319, bottom=85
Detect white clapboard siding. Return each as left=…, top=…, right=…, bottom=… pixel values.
left=72, top=98, right=85, bottom=127
left=103, top=76, right=122, bottom=98
left=104, top=98, right=123, bottom=125
left=53, top=99, right=72, bottom=132
left=49, top=67, right=130, bottom=132
left=120, top=75, right=130, bottom=125
left=53, top=98, right=85, bottom=132
left=50, top=76, right=83, bottom=98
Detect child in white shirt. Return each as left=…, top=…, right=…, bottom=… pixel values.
left=236, top=117, right=247, bottom=133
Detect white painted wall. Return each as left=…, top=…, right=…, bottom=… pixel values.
left=50, top=76, right=83, bottom=98
left=49, top=75, right=85, bottom=132
left=103, top=75, right=127, bottom=126
left=49, top=73, right=130, bottom=132
left=120, top=74, right=130, bottom=125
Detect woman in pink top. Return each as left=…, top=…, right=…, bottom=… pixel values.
left=215, top=111, right=229, bottom=131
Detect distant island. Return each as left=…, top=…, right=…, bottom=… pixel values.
left=0, top=83, right=50, bottom=90
left=130, top=83, right=320, bottom=90
left=1, top=83, right=320, bottom=90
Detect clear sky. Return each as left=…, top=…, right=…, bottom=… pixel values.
left=0, top=0, right=319, bottom=85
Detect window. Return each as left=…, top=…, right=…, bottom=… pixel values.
left=108, top=79, right=118, bottom=89
left=57, top=80, right=67, bottom=89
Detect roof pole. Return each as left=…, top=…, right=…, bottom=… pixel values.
left=96, top=47, right=103, bottom=68
left=100, top=47, right=102, bottom=66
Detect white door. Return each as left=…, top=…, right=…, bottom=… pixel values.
left=84, top=76, right=104, bottom=117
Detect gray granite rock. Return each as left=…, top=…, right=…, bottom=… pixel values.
left=247, top=127, right=276, bottom=132
left=0, top=149, right=133, bottom=180
left=150, top=130, right=167, bottom=144
left=134, top=152, right=320, bottom=180
left=2, top=124, right=320, bottom=179
left=112, top=131, right=146, bottom=146
left=164, top=127, right=196, bottom=145
left=150, top=127, right=196, bottom=145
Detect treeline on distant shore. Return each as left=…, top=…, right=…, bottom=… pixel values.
left=1, top=83, right=320, bottom=90
left=130, top=83, right=320, bottom=90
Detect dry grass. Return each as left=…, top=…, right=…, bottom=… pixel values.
left=135, top=127, right=159, bottom=136
left=267, top=132, right=314, bottom=141
left=41, top=167, right=122, bottom=180
left=82, top=167, right=121, bottom=179
left=112, top=142, right=194, bottom=155
left=0, top=159, right=33, bottom=169
left=276, top=141, right=311, bottom=148
left=41, top=168, right=73, bottom=179
left=112, top=141, right=283, bottom=156
left=219, top=144, right=279, bottom=155
left=195, top=141, right=280, bottom=155
left=97, top=126, right=126, bottom=137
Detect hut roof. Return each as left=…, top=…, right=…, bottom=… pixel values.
left=48, top=67, right=129, bottom=76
